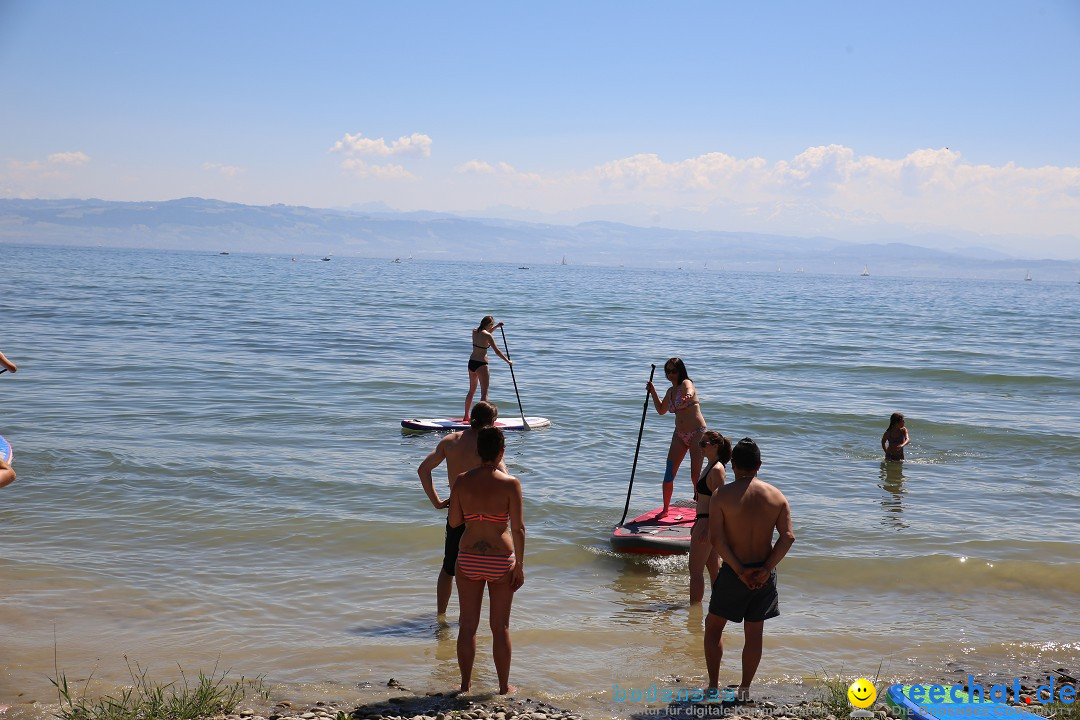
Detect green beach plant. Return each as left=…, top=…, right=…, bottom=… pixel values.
left=813, top=663, right=886, bottom=717
left=51, top=656, right=270, bottom=720
left=1042, top=699, right=1080, bottom=720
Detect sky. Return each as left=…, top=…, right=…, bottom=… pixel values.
left=1, top=0, right=1079, bottom=258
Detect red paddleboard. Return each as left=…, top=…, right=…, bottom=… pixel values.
left=611, top=500, right=696, bottom=554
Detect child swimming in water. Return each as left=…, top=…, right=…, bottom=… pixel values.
left=881, top=412, right=910, bottom=461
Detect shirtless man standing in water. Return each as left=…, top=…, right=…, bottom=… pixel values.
left=417, top=401, right=505, bottom=617
left=704, top=438, right=795, bottom=702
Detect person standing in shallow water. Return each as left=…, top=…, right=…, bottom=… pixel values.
left=690, top=431, right=731, bottom=605
left=0, top=348, right=16, bottom=374
left=0, top=348, right=15, bottom=490
left=0, top=457, right=14, bottom=490
left=704, top=438, right=795, bottom=702
left=646, top=357, right=708, bottom=514
left=464, top=316, right=511, bottom=422
left=417, top=401, right=505, bottom=617
left=449, top=426, right=525, bottom=696
left=882, top=412, right=910, bottom=461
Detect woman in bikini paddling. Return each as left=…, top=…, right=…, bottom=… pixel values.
left=449, top=426, right=525, bottom=695
left=647, top=357, right=708, bottom=514
left=464, top=315, right=511, bottom=422
left=690, top=431, right=731, bottom=604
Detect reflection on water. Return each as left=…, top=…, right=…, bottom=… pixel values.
left=878, top=460, right=907, bottom=530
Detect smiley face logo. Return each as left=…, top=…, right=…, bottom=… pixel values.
left=848, top=678, right=877, bottom=709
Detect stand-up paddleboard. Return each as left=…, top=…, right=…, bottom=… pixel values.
left=401, top=416, right=552, bottom=433
left=885, top=684, right=1039, bottom=720
left=611, top=499, right=696, bottom=554
left=0, top=434, right=11, bottom=463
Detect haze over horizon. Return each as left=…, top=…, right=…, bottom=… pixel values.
left=2, top=1, right=1079, bottom=258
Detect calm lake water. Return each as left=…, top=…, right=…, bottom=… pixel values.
left=1, top=244, right=1078, bottom=714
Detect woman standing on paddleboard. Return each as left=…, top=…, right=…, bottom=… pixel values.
left=464, top=316, right=511, bottom=422
left=647, top=357, right=708, bottom=514
left=690, top=431, right=731, bottom=604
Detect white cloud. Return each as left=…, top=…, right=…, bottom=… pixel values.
left=457, top=160, right=496, bottom=174
left=202, top=162, right=244, bottom=178
left=47, top=151, right=90, bottom=166
left=331, top=132, right=432, bottom=158
left=1, top=151, right=92, bottom=194
left=431, top=146, right=1079, bottom=243
left=340, top=158, right=415, bottom=179
left=8, top=159, right=42, bottom=171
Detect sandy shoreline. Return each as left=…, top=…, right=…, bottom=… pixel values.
left=2, top=665, right=1075, bottom=720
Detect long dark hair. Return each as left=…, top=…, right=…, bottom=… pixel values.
left=888, top=412, right=905, bottom=430
left=477, top=426, right=505, bottom=462
left=664, top=357, right=690, bottom=384
left=477, top=315, right=495, bottom=331
left=700, top=431, right=732, bottom=465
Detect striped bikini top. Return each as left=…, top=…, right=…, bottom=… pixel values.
left=464, top=512, right=509, bottom=524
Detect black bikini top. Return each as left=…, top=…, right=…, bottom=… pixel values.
left=696, top=460, right=719, bottom=497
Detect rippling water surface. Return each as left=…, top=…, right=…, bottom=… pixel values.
left=1, top=244, right=1078, bottom=710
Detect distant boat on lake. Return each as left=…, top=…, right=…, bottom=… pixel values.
left=1024, top=270, right=1032, bottom=281
left=219, top=251, right=229, bottom=256
left=861, top=265, right=870, bottom=277
left=322, top=254, right=332, bottom=262
left=561, top=255, right=568, bottom=266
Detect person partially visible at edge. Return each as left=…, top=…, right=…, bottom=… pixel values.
left=882, top=412, right=910, bottom=461
left=0, top=457, right=14, bottom=490
left=646, top=357, right=708, bottom=514
left=417, top=401, right=505, bottom=617
left=0, top=349, right=16, bottom=373
left=689, top=431, right=731, bottom=605
left=464, top=316, right=511, bottom=423
left=704, top=438, right=795, bottom=702
left=449, top=426, right=525, bottom=696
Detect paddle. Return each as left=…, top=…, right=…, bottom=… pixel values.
left=619, top=364, right=656, bottom=526
left=498, top=325, right=530, bottom=431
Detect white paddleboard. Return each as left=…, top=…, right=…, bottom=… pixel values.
left=401, top=416, right=551, bottom=432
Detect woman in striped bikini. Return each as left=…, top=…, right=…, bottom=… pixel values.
left=448, top=426, right=525, bottom=695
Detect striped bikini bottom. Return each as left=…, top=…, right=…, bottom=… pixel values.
left=457, top=551, right=516, bottom=582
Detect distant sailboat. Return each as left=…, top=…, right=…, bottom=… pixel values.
left=861, top=265, right=870, bottom=277
left=561, top=255, right=568, bottom=266
left=1024, top=270, right=1032, bottom=281
left=392, top=258, right=402, bottom=264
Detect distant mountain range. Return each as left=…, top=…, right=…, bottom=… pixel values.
left=1, top=197, right=1077, bottom=280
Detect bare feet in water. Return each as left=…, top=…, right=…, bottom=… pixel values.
left=499, top=685, right=518, bottom=695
